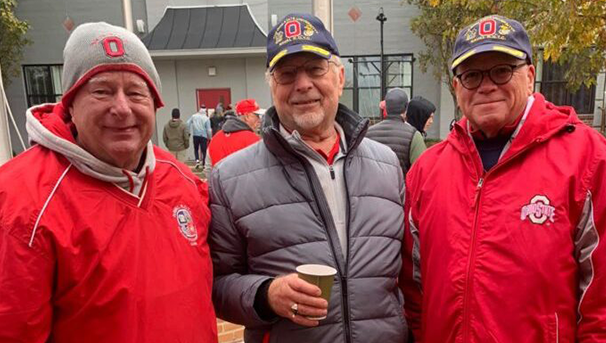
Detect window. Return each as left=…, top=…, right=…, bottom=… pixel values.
left=534, top=57, right=595, bottom=114
left=342, top=54, right=413, bottom=118
left=23, top=65, right=63, bottom=107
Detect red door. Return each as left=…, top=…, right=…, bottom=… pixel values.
left=196, top=88, right=231, bottom=112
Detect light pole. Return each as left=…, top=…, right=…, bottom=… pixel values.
left=376, top=8, right=387, bottom=101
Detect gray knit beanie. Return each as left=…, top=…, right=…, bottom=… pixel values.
left=61, top=22, right=163, bottom=108
left=384, top=88, right=409, bottom=116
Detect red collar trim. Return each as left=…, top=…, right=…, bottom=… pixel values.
left=315, top=132, right=341, bottom=165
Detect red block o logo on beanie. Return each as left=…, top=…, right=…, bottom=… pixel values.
left=102, top=37, right=125, bottom=57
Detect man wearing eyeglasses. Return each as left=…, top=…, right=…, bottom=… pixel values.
left=400, top=15, right=606, bottom=342
left=208, top=13, right=408, bottom=343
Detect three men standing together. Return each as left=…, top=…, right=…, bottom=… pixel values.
left=0, top=10, right=605, bottom=343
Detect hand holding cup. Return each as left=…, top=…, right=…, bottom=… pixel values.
left=267, top=273, right=328, bottom=327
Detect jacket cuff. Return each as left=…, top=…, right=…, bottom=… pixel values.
left=253, top=278, right=277, bottom=321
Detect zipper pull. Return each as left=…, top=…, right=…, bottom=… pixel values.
left=329, top=165, right=335, bottom=180
left=474, top=177, right=484, bottom=204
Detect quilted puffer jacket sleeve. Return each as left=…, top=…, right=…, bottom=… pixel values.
left=208, top=169, right=274, bottom=327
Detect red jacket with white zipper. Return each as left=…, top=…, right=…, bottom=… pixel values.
left=0, top=103, right=218, bottom=342
left=400, top=93, right=606, bottom=343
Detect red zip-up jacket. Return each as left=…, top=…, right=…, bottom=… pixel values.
left=401, top=93, right=606, bottom=342
left=207, top=116, right=260, bottom=166
left=0, top=104, right=218, bottom=342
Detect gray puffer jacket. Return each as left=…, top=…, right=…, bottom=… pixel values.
left=209, top=104, right=407, bottom=343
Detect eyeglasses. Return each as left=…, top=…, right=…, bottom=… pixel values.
left=271, top=59, right=336, bottom=85
left=455, top=63, right=527, bottom=90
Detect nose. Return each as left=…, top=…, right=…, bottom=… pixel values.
left=477, top=71, right=498, bottom=93
left=111, top=89, right=133, bottom=118
left=292, top=69, right=313, bottom=92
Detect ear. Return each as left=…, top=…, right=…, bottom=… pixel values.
left=453, top=76, right=461, bottom=93
left=69, top=104, right=78, bottom=122
left=525, top=64, right=536, bottom=95
left=337, top=64, right=345, bottom=97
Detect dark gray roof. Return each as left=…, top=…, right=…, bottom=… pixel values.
left=143, top=5, right=267, bottom=52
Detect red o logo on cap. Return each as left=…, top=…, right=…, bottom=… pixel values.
left=284, top=21, right=301, bottom=38
left=479, top=19, right=496, bottom=36
left=102, top=37, right=125, bottom=57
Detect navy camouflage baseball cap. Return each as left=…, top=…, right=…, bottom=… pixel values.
left=451, top=15, right=532, bottom=71
left=266, top=13, right=339, bottom=70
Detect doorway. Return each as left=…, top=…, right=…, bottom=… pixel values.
left=196, top=88, right=231, bottom=113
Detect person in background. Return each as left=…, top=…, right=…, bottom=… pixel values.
left=215, top=101, right=224, bottom=116
left=366, top=88, right=427, bottom=176
left=0, top=22, right=217, bottom=343
left=188, top=105, right=212, bottom=167
left=211, top=101, right=225, bottom=136
left=406, top=96, right=436, bottom=138
left=208, top=13, right=408, bottom=343
left=162, top=108, right=190, bottom=162
left=205, top=98, right=262, bottom=171
left=401, top=15, right=606, bottom=342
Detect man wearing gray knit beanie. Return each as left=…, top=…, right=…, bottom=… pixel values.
left=0, top=22, right=218, bottom=342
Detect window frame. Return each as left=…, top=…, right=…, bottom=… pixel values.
left=534, top=55, right=596, bottom=114
left=341, top=53, right=414, bottom=118
left=22, top=64, right=64, bottom=107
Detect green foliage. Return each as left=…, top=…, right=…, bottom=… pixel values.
left=0, top=0, right=30, bottom=86
left=521, top=0, right=606, bottom=91
left=405, top=0, right=606, bottom=98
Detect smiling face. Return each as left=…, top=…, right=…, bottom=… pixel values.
left=269, top=53, right=344, bottom=138
left=70, top=71, right=155, bottom=170
left=454, top=52, right=535, bottom=137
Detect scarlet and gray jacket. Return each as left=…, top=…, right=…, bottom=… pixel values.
left=207, top=115, right=260, bottom=166
left=209, top=104, right=408, bottom=343
left=0, top=103, right=217, bottom=343
left=400, top=93, right=606, bottom=342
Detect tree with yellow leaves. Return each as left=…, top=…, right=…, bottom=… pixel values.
left=406, top=0, right=605, bottom=112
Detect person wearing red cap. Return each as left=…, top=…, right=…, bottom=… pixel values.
left=205, top=98, right=262, bottom=169
left=0, top=22, right=217, bottom=343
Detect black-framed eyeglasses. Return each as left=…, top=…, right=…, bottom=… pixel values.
left=455, top=63, right=527, bottom=90
left=271, top=59, right=336, bottom=85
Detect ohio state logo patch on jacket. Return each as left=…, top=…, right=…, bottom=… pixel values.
left=520, top=195, right=556, bottom=224
left=173, top=205, right=198, bottom=245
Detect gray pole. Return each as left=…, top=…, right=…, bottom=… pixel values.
left=312, top=0, right=333, bottom=33
left=376, top=8, right=387, bottom=100
left=122, top=0, right=134, bottom=32
left=0, top=65, right=13, bottom=166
